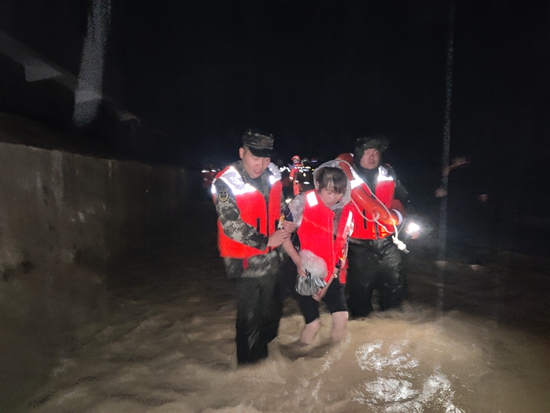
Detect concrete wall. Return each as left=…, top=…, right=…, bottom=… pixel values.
left=0, top=142, right=188, bottom=411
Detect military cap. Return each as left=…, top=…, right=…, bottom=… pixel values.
left=242, top=128, right=274, bottom=158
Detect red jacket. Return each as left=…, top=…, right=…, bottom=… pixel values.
left=350, top=165, right=401, bottom=240
left=215, top=166, right=282, bottom=259
left=297, top=190, right=355, bottom=284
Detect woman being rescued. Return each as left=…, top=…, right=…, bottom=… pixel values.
left=281, top=161, right=355, bottom=345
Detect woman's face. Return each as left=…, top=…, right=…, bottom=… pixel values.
left=318, top=187, right=344, bottom=208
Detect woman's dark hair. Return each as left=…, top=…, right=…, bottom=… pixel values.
left=315, top=167, right=348, bottom=194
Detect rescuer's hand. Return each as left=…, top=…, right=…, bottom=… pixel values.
left=267, top=229, right=291, bottom=248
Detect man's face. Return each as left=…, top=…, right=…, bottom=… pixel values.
left=359, top=148, right=381, bottom=170
left=239, top=147, right=270, bottom=179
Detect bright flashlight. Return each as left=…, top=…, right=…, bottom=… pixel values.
left=406, top=222, right=420, bottom=234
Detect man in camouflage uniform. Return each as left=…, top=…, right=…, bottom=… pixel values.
left=212, top=129, right=294, bottom=365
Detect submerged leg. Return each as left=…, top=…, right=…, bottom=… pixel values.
left=300, top=318, right=321, bottom=345
left=235, top=278, right=268, bottom=365
left=330, top=311, right=349, bottom=342
left=376, top=239, right=406, bottom=311
left=346, top=241, right=378, bottom=317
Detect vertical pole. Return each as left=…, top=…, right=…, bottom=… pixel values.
left=437, top=0, right=455, bottom=312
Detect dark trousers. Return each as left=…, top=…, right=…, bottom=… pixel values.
left=234, top=269, right=283, bottom=365
left=346, top=236, right=406, bottom=317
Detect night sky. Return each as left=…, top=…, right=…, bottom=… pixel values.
left=112, top=0, right=550, bottom=198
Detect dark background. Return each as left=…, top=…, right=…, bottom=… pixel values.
left=112, top=0, right=550, bottom=168
left=2, top=0, right=549, bottom=211
left=109, top=0, right=550, bottom=211
left=114, top=1, right=448, bottom=166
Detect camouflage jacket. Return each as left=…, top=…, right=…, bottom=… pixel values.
left=213, top=161, right=286, bottom=278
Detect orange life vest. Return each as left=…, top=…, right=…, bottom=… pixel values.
left=297, top=190, right=355, bottom=284
left=350, top=165, right=400, bottom=239
left=214, top=165, right=282, bottom=259
left=335, top=153, right=403, bottom=240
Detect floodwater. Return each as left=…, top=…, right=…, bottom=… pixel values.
left=19, top=203, right=550, bottom=413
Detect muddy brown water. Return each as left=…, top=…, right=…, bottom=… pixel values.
left=18, top=206, right=550, bottom=413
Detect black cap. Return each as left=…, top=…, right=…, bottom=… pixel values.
left=242, top=129, right=274, bottom=158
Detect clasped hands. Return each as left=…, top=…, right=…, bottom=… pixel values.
left=267, top=220, right=297, bottom=247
